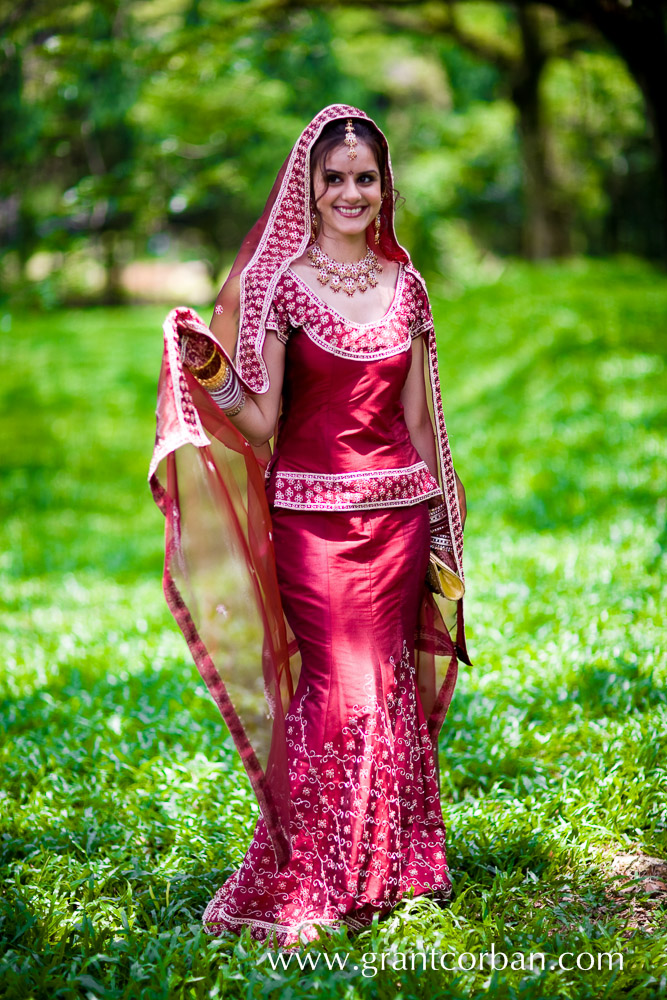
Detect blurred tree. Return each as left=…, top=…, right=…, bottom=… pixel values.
left=128, top=5, right=353, bottom=266
left=526, top=0, right=667, bottom=170
left=389, top=0, right=667, bottom=256
left=0, top=0, right=663, bottom=306
left=0, top=0, right=143, bottom=300
left=401, top=3, right=581, bottom=256
left=293, top=0, right=664, bottom=258
left=515, top=0, right=667, bottom=256
left=0, top=38, right=36, bottom=265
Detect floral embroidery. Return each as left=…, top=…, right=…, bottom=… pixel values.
left=202, top=641, right=451, bottom=945
left=426, top=328, right=464, bottom=579
left=266, top=268, right=434, bottom=359
left=271, top=463, right=440, bottom=511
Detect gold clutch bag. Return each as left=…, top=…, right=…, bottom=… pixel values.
left=427, top=551, right=465, bottom=601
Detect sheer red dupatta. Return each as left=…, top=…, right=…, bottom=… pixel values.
left=149, top=106, right=469, bottom=868
left=415, top=311, right=472, bottom=745
left=149, top=308, right=294, bottom=866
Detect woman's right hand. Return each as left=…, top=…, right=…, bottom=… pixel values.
left=178, top=319, right=286, bottom=449
left=180, top=330, right=219, bottom=375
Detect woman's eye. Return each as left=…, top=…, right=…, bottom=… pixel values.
left=325, top=174, right=342, bottom=183
left=359, top=175, right=376, bottom=184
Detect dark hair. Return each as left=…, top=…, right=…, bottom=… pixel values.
left=310, top=117, right=389, bottom=209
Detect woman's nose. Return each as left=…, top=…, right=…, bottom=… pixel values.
left=341, top=177, right=362, bottom=201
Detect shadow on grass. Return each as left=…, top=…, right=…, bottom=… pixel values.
left=449, top=830, right=557, bottom=886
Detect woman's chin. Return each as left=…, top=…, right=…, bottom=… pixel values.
left=325, top=220, right=371, bottom=240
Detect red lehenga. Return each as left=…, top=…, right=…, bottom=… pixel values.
left=149, top=105, right=470, bottom=945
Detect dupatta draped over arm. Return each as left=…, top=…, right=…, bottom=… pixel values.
left=148, top=105, right=470, bottom=870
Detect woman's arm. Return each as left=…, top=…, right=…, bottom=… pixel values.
left=401, top=335, right=466, bottom=529
left=401, top=335, right=438, bottom=478
left=221, top=333, right=285, bottom=447
left=185, top=329, right=286, bottom=448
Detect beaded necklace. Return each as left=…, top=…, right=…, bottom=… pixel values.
left=307, top=244, right=383, bottom=296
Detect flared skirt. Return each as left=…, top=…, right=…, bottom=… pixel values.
left=202, top=503, right=451, bottom=943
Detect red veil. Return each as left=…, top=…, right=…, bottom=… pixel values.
left=149, top=105, right=469, bottom=869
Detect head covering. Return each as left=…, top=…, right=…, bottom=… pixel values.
left=149, top=105, right=469, bottom=868
left=208, top=103, right=466, bottom=578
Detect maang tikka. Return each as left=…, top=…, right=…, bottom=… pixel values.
left=344, top=119, right=358, bottom=160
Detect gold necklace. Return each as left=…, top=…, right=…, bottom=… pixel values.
left=307, top=244, right=383, bottom=297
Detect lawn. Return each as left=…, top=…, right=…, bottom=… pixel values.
left=1, top=257, right=666, bottom=999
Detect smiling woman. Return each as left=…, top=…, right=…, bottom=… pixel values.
left=150, top=105, right=469, bottom=945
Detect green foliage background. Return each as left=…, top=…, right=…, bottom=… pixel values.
left=1, top=0, right=662, bottom=307
left=2, top=1, right=667, bottom=996
left=1, top=259, right=666, bottom=997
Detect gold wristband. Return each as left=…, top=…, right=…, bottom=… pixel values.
left=194, top=355, right=229, bottom=390
left=189, top=344, right=219, bottom=375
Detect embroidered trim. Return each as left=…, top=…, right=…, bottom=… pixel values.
left=149, top=308, right=213, bottom=482
left=285, top=267, right=411, bottom=360
left=425, top=323, right=464, bottom=580
left=271, top=462, right=441, bottom=511
left=410, top=318, right=434, bottom=340
left=269, top=268, right=439, bottom=361
left=270, top=327, right=290, bottom=346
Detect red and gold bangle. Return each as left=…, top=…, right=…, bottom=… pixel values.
left=431, top=535, right=454, bottom=553
left=428, top=502, right=448, bottom=525
left=194, top=355, right=228, bottom=390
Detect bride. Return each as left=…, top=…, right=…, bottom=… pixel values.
left=150, top=104, right=469, bottom=945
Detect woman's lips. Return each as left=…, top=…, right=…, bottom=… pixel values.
left=334, top=206, right=368, bottom=218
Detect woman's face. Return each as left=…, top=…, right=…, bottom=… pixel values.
left=312, top=141, right=383, bottom=242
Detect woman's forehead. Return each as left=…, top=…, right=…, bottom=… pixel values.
left=318, top=141, right=379, bottom=172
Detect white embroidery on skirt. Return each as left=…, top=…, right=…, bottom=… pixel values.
left=202, top=641, right=451, bottom=944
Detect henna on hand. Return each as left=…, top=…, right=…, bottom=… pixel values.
left=179, top=330, right=221, bottom=378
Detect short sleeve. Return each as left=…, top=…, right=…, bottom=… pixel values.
left=408, top=273, right=434, bottom=340
left=265, top=290, right=290, bottom=345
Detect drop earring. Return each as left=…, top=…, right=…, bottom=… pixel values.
left=374, top=212, right=381, bottom=245
left=311, top=209, right=319, bottom=242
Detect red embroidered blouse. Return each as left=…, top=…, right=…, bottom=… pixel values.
left=264, top=264, right=442, bottom=512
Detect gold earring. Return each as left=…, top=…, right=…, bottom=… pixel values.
left=374, top=212, right=381, bottom=245
left=311, top=209, right=319, bottom=242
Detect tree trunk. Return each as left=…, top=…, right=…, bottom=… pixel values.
left=511, top=5, right=572, bottom=258
left=515, top=0, right=667, bottom=259
left=596, top=10, right=667, bottom=259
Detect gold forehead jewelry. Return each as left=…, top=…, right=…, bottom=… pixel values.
left=344, top=119, right=358, bottom=160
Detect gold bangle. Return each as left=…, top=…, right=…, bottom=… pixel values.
left=195, top=356, right=229, bottom=390
left=189, top=344, right=218, bottom=375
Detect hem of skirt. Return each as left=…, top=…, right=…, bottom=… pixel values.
left=202, top=905, right=352, bottom=943
left=202, top=877, right=453, bottom=943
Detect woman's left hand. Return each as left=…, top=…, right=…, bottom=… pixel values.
left=432, top=547, right=457, bottom=573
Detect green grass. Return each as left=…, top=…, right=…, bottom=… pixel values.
left=1, top=257, right=666, bottom=999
